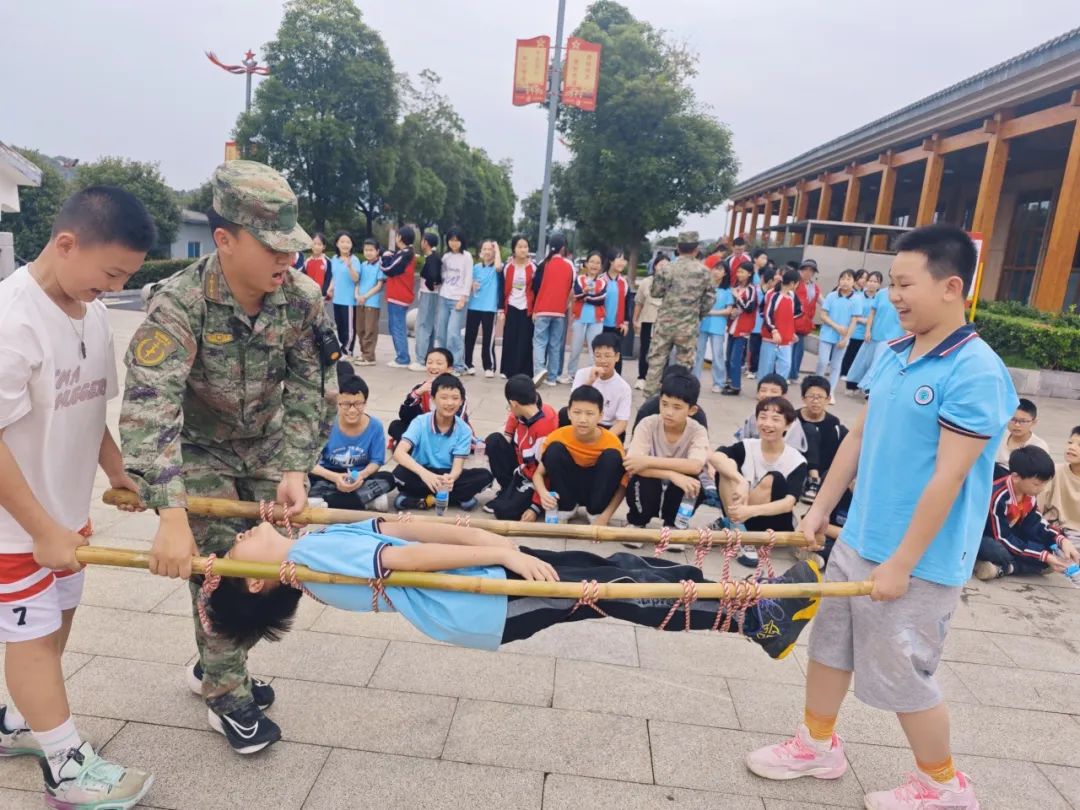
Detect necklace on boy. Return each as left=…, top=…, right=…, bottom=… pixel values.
left=67, top=308, right=87, bottom=359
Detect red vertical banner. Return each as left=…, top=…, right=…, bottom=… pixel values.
left=513, top=36, right=550, bottom=106
left=561, top=37, right=602, bottom=111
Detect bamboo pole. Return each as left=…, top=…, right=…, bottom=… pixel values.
left=74, top=545, right=871, bottom=600
left=102, top=489, right=808, bottom=548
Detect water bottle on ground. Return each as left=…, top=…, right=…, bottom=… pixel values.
left=434, top=482, right=450, bottom=517
left=545, top=492, right=560, bottom=524
left=674, top=495, right=695, bottom=530
left=1052, top=544, right=1080, bottom=587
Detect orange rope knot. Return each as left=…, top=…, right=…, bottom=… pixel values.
left=654, top=526, right=672, bottom=556
left=196, top=553, right=221, bottom=635
left=568, top=579, right=608, bottom=618
left=657, top=579, right=699, bottom=632
left=455, top=513, right=471, bottom=528
left=693, top=527, right=714, bottom=568
left=710, top=577, right=762, bottom=634
left=277, top=559, right=326, bottom=605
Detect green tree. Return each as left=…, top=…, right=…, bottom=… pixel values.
left=515, top=187, right=559, bottom=245
left=74, top=157, right=180, bottom=258
left=553, top=0, right=738, bottom=275
left=236, top=0, right=399, bottom=235
left=176, top=181, right=214, bottom=214
left=0, top=148, right=67, bottom=261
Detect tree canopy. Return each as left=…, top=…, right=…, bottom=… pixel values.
left=74, top=157, right=180, bottom=258
left=1, top=148, right=68, bottom=261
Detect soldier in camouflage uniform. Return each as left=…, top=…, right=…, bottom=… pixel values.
left=643, top=231, right=716, bottom=397
left=120, top=161, right=335, bottom=754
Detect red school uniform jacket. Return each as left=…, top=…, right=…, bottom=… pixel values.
left=382, top=249, right=417, bottom=307
left=533, top=255, right=575, bottom=317
left=303, top=256, right=330, bottom=292
left=728, top=285, right=759, bottom=338
left=762, top=289, right=801, bottom=346
left=503, top=261, right=537, bottom=314
left=570, top=274, right=608, bottom=320
left=794, top=280, right=819, bottom=336
left=502, top=403, right=559, bottom=478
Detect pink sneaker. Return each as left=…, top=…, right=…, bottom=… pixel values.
left=864, top=770, right=979, bottom=809
left=745, top=724, right=847, bottom=780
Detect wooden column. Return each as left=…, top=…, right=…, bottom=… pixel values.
left=837, top=166, right=861, bottom=248
left=760, top=199, right=773, bottom=242
left=916, top=140, right=944, bottom=226
left=970, top=117, right=1011, bottom=247
left=1032, top=120, right=1080, bottom=311
left=793, top=182, right=809, bottom=245
left=737, top=205, right=748, bottom=238
left=813, top=176, right=833, bottom=245
left=727, top=205, right=737, bottom=242
left=871, top=152, right=897, bottom=251
left=748, top=203, right=760, bottom=244
left=776, top=191, right=791, bottom=246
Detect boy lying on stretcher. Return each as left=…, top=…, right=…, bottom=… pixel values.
left=199, top=519, right=822, bottom=660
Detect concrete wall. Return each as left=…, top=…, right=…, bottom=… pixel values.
left=0, top=231, right=14, bottom=281
left=170, top=219, right=213, bottom=260
left=768, top=244, right=894, bottom=293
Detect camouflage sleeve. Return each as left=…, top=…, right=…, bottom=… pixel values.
left=651, top=263, right=672, bottom=299
left=281, top=290, right=335, bottom=472
left=119, top=291, right=197, bottom=510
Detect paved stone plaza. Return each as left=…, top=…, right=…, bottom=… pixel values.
left=2, top=306, right=1079, bottom=809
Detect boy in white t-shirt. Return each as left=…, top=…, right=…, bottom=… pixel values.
left=562, top=332, right=632, bottom=441
left=0, top=187, right=155, bottom=809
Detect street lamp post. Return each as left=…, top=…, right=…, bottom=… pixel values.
left=536, top=0, right=567, bottom=259
left=206, top=50, right=270, bottom=156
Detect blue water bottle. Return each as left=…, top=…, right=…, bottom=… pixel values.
left=434, top=485, right=449, bottom=517
left=674, top=495, right=695, bottom=529
left=545, top=492, right=560, bottom=524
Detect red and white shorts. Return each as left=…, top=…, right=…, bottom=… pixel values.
left=0, top=523, right=90, bottom=642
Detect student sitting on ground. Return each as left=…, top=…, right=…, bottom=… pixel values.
left=711, top=396, right=809, bottom=568
left=534, top=385, right=626, bottom=526
left=309, top=365, right=396, bottom=512
left=392, top=374, right=493, bottom=511
left=735, top=373, right=807, bottom=454
left=994, top=398, right=1049, bottom=477
left=974, top=446, right=1077, bottom=580
left=633, top=365, right=709, bottom=432
left=1039, top=425, right=1080, bottom=543
left=796, top=375, right=847, bottom=504
left=484, top=374, right=560, bottom=521
left=199, top=519, right=824, bottom=666
left=623, top=372, right=710, bottom=540
left=387, top=348, right=470, bottom=446
left=560, top=332, right=632, bottom=442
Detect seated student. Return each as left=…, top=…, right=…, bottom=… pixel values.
left=559, top=332, right=632, bottom=442
left=534, top=385, right=626, bottom=526
left=387, top=348, right=470, bottom=445
left=711, top=396, right=808, bottom=568
left=200, top=520, right=824, bottom=668
left=796, top=375, right=847, bottom=504
left=734, top=373, right=807, bottom=454
left=633, top=365, right=709, bottom=432
left=994, top=398, right=1049, bottom=477
left=974, top=446, right=1077, bottom=580
left=623, top=373, right=709, bottom=537
left=484, top=374, right=560, bottom=521
left=309, top=366, right=395, bottom=511
left=392, top=374, right=493, bottom=511
left=1039, top=426, right=1080, bottom=542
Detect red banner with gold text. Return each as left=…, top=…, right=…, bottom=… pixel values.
left=513, top=36, right=550, bottom=106
left=561, top=37, right=602, bottom=111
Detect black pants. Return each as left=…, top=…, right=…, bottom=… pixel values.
left=626, top=475, right=704, bottom=528
left=556, top=408, right=624, bottom=444
left=977, top=534, right=1047, bottom=575
left=841, top=338, right=864, bottom=389
left=500, top=306, right=534, bottom=378
left=485, top=432, right=518, bottom=490
left=501, top=546, right=763, bottom=643
left=393, top=465, right=493, bottom=504
left=748, top=332, right=762, bottom=374
left=636, top=322, right=653, bottom=381
left=601, top=325, right=624, bottom=374
left=714, top=471, right=795, bottom=534
left=464, top=310, right=497, bottom=371
left=334, top=303, right=356, bottom=354
left=308, top=471, right=396, bottom=510
left=488, top=470, right=540, bottom=520
left=541, top=442, right=623, bottom=514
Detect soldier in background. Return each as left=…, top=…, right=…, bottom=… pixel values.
left=642, top=231, right=716, bottom=397
left=120, top=161, right=335, bottom=755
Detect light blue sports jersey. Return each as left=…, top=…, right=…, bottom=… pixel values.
left=469, top=264, right=500, bottom=312
left=871, top=294, right=903, bottom=342
left=702, top=287, right=733, bottom=335
left=818, top=291, right=859, bottom=344
left=840, top=324, right=1017, bottom=586
left=401, top=412, right=473, bottom=470
left=357, top=261, right=385, bottom=308
left=288, top=520, right=508, bottom=650
left=330, top=256, right=359, bottom=306
left=851, top=291, right=870, bottom=341
left=603, top=274, right=621, bottom=327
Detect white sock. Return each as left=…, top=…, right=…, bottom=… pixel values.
left=2, top=704, right=26, bottom=731
left=34, top=717, right=82, bottom=782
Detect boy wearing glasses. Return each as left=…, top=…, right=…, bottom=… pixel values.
left=994, top=398, right=1048, bottom=475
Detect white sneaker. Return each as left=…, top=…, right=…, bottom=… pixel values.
left=369, top=494, right=390, bottom=513
left=634, top=378, right=645, bottom=390
left=558, top=510, right=575, bottom=523
left=556, top=375, right=573, bottom=385
left=43, top=741, right=154, bottom=809
left=386, top=360, right=410, bottom=369
left=465, top=367, right=477, bottom=375
left=745, top=724, right=847, bottom=781
left=0, top=706, right=41, bottom=758
left=533, top=369, right=550, bottom=386
left=711, top=385, right=722, bottom=393
left=485, top=369, right=495, bottom=378
left=408, top=362, right=427, bottom=372
left=544, top=379, right=557, bottom=387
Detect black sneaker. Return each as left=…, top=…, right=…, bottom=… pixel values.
left=189, top=663, right=275, bottom=710
left=750, top=560, right=822, bottom=660
left=720, top=386, right=740, bottom=396
left=207, top=703, right=281, bottom=755
left=800, top=480, right=820, bottom=505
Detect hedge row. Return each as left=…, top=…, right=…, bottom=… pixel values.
left=974, top=309, right=1080, bottom=372
left=124, top=258, right=191, bottom=290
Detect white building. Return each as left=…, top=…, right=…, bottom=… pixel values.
left=170, top=209, right=213, bottom=260
left=0, top=142, right=43, bottom=280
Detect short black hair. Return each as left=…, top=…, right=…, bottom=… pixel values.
left=758, top=373, right=789, bottom=394
left=591, top=332, right=621, bottom=354
left=733, top=237, right=746, bottom=247
left=781, top=268, right=800, bottom=286
left=756, top=395, right=797, bottom=425
left=1016, top=398, right=1037, bottom=419
left=510, top=233, right=529, bottom=252
left=1072, top=425, right=1080, bottom=438
left=340, top=373, right=369, bottom=399
left=894, top=224, right=977, bottom=287
left=785, top=260, right=800, bottom=271
left=426, top=347, right=454, bottom=366
left=444, top=226, right=466, bottom=251
left=205, top=576, right=302, bottom=648
left=852, top=269, right=868, bottom=282
left=431, top=372, right=464, bottom=398
left=663, top=364, right=692, bottom=380
left=397, top=225, right=415, bottom=246
left=422, top=232, right=440, bottom=249
left=363, top=237, right=380, bottom=251
left=660, top=373, right=700, bottom=407
left=752, top=248, right=768, bottom=260
left=735, top=259, right=754, bottom=274
left=801, top=374, right=831, bottom=397
left=1008, top=445, right=1055, bottom=481
left=505, top=374, right=539, bottom=406
left=568, top=384, right=604, bottom=411
left=207, top=208, right=242, bottom=238
left=868, top=270, right=884, bottom=283
left=52, top=186, right=157, bottom=252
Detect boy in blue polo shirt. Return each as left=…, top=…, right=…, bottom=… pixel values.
left=354, top=238, right=385, bottom=366
left=392, top=374, right=493, bottom=511
left=746, top=225, right=1017, bottom=809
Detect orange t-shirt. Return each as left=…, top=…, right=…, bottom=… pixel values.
left=542, top=426, right=628, bottom=486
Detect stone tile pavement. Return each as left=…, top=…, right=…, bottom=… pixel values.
left=1, top=307, right=1078, bottom=808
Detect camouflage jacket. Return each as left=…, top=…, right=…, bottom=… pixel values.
left=120, top=253, right=334, bottom=510
left=651, top=255, right=715, bottom=338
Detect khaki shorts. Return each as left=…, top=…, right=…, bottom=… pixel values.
left=808, top=540, right=961, bottom=713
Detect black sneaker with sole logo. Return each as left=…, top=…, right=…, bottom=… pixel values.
left=208, top=703, right=281, bottom=755
left=188, top=663, right=275, bottom=709
left=750, top=560, right=823, bottom=660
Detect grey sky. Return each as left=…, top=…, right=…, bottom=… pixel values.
left=5, top=0, right=1077, bottom=240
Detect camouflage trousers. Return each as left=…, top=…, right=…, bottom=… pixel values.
left=184, top=436, right=285, bottom=714
left=642, top=321, right=698, bottom=397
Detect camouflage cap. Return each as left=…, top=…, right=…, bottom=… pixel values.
left=211, top=160, right=311, bottom=253
left=677, top=230, right=700, bottom=244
